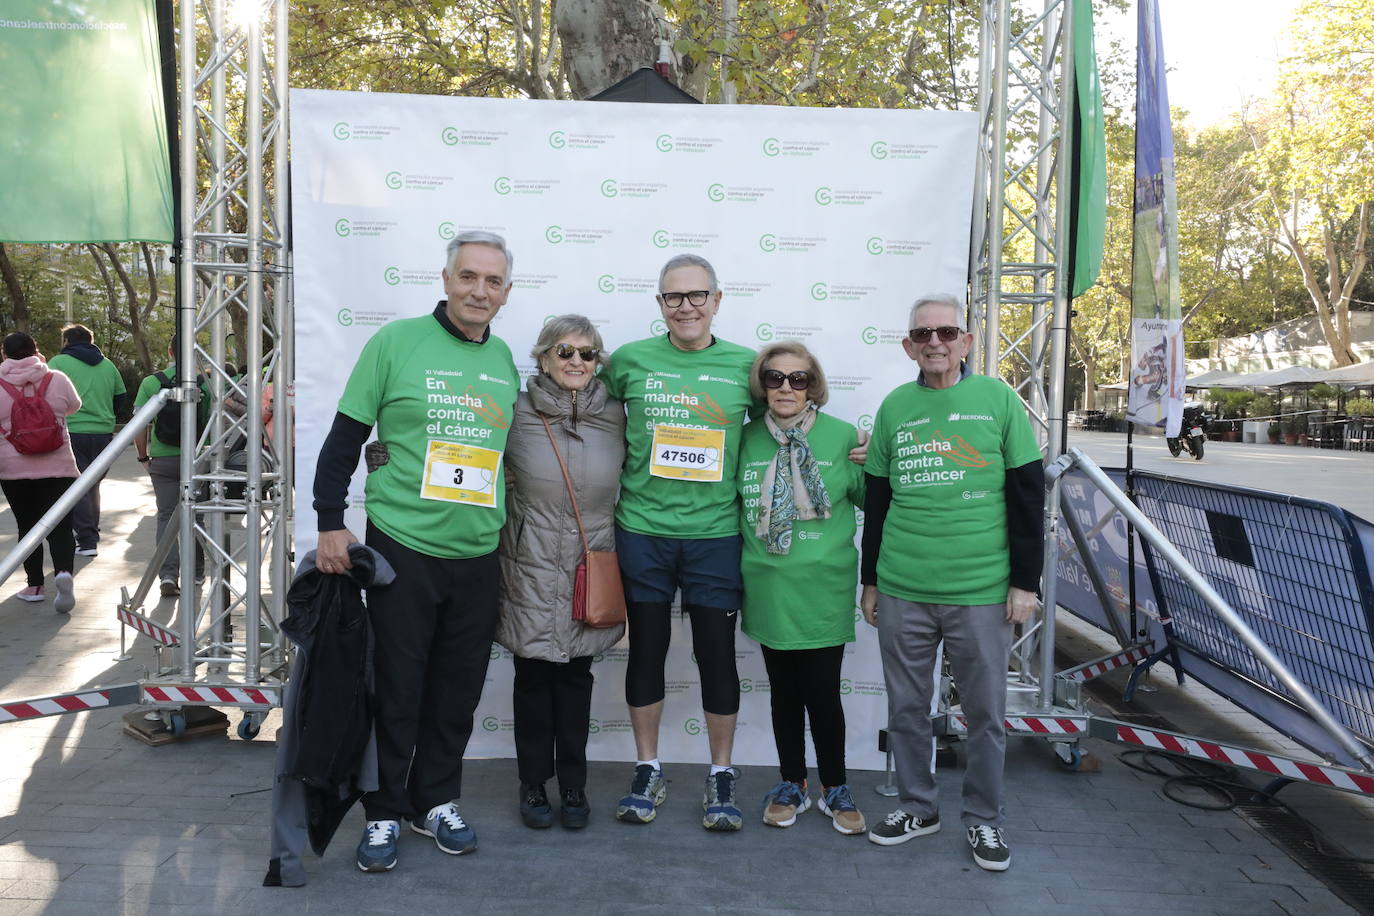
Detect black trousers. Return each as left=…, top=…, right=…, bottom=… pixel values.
left=512, top=654, right=594, bottom=790
left=362, top=522, right=500, bottom=822
left=68, top=432, right=112, bottom=549
left=0, top=477, right=76, bottom=587
left=760, top=643, right=848, bottom=788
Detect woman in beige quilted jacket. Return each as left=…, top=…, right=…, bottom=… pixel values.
left=495, top=314, right=625, bottom=830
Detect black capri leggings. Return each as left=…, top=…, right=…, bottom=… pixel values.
left=625, top=601, right=740, bottom=715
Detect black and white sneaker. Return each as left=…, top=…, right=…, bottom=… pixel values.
left=867, top=809, right=940, bottom=845
left=967, top=825, right=1011, bottom=871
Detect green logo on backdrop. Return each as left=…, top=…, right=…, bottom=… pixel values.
left=756, top=322, right=774, bottom=342
left=758, top=233, right=777, bottom=253
left=655, top=134, right=674, bottom=152
left=814, top=186, right=833, bottom=206
left=543, top=315, right=557, bottom=325
left=866, top=237, right=885, bottom=255
left=597, top=274, right=616, bottom=293
left=810, top=282, right=829, bottom=301
left=840, top=678, right=853, bottom=695
left=490, top=645, right=501, bottom=660
left=740, top=678, right=755, bottom=693
left=651, top=229, right=670, bottom=248
left=332, top=122, right=350, bottom=141
left=545, top=225, right=564, bottom=244
left=870, top=141, right=889, bottom=160
left=858, top=414, right=874, bottom=431
left=384, top=171, right=403, bottom=190
left=438, top=221, right=456, bottom=240
left=587, top=718, right=601, bottom=735
left=482, top=716, right=499, bottom=732
left=383, top=267, right=400, bottom=286
left=493, top=176, right=512, bottom=195
left=706, top=183, right=725, bottom=202
left=336, top=308, right=354, bottom=327
left=600, top=179, right=619, bottom=198
left=684, top=717, right=703, bottom=735
left=650, top=318, right=668, bottom=335
left=762, top=137, right=780, bottom=157
left=861, top=326, right=879, bottom=344
left=441, top=126, right=460, bottom=146
left=334, top=218, right=351, bottom=237
left=548, top=130, right=567, bottom=149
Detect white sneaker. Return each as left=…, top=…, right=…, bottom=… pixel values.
left=53, top=572, right=75, bottom=614
left=74, top=547, right=98, bottom=557
left=16, top=586, right=44, bottom=603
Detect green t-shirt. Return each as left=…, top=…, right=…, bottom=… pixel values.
left=865, top=374, right=1042, bottom=605
left=133, top=363, right=184, bottom=458
left=738, top=412, right=864, bottom=649
left=336, top=314, right=519, bottom=559
left=604, top=334, right=757, bottom=539
left=49, top=354, right=125, bottom=434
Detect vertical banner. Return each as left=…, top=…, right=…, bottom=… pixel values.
left=290, top=89, right=978, bottom=769
left=0, top=0, right=173, bottom=242
left=1068, top=0, right=1106, bottom=299
left=1128, top=0, right=1184, bottom=436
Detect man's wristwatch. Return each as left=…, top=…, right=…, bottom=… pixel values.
left=137, top=455, right=151, bottom=463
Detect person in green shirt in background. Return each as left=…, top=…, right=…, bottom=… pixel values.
left=47, top=324, right=128, bottom=556
left=859, top=293, right=1044, bottom=872
left=737, top=342, right=868, bottom=837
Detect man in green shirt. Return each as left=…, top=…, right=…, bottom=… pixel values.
left=313, top=231, right=520, bottom=873
left=602, top=254, right=757, bottom=832
left=48, top=324, right=127, bottom=556
left=860, top=293, right=1044, bottom=872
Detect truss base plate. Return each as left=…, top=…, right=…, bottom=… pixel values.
left=122, top=706, right=228, bottom=747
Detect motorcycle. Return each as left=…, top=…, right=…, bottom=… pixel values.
left=1166, top=406, right=1207, bottom=460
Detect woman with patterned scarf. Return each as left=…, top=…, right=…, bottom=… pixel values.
left=737, top=341, right=866, bottom=835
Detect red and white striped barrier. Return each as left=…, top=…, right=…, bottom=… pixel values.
left=1059, top=645, right=1153, bottom=683
left=142, top=684, right=279, bottom=708
left=116, top=608, right=179, bottom=646
left=1109, top=723, right=1374, bottom=796
left=951, top=714, right=1088, bottom=735
left=0, top=684, right=140, bottom=723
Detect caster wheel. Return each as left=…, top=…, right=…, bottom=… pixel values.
left=237, top=717, right=260, bottom=741
left=1054, top=743, right=1083, bottom=770
left=167, top=711, right=187, bottom=738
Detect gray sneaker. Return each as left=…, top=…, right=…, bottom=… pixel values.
left=702, top=767, right=743, bottom=831
left=616, top=764, right=667, bottom=824
left=867, top=809, right=940, bottom=845
left=968, top=825, right=1011, bottom=871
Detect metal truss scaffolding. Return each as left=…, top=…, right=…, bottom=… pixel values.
left=136, top=0, right=294, bottom=737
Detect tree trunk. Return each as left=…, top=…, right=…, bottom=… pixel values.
left=101, top=243, right=154, bottom=372
left=0, top=244, right=30, bottom=333
left=554, top=0, right=659, bottom=98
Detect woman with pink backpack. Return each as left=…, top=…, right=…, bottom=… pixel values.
left=0, top=331, right=82, bottom=613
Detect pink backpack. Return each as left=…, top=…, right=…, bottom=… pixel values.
left=0, top=375, right=65, bottom=454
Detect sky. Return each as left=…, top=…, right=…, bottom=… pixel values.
left=1095, top=0, right=1304, bottom=126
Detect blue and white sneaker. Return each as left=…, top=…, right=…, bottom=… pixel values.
left=703, top=766, right=743, bottom=831
left=818, top=784, right=867, bottom=835
left=762, top=780, right=810, bottom=828
left=411, top=802, right=477, bottom=855
left=356, top=819, right=400, bottom=872
left=616, top=764, right=667, bottom=824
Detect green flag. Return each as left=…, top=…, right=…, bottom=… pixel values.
left=1068, top=0, right=1106, bottom=299
left=0, top=0, right=173, bottom=242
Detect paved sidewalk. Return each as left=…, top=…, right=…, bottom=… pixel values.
left=0, top=447, right=1368, bottom=914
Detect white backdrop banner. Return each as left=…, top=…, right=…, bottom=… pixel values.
left=290, top=88, right=977, bottom=772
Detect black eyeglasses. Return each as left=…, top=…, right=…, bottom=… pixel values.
left=550, top=343, right=600, bottom=361
left=760, top=369, right=813, bottom=391
left=658, top=289, right=712, bottom=309
left=908, top=326, right=963, bottom=343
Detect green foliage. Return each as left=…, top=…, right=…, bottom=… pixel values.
left=1309, top=383, right=1339, bottom=405
left=1345, top=398, right=1374, bottom=418
left=1205, top=388, right=1257, bottom=418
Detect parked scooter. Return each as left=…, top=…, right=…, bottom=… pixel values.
left=1166, top=405, right=1207, bottom=460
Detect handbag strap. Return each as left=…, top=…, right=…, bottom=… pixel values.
left=538, top=412, right=592, bottom=556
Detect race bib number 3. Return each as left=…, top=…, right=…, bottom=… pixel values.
left=420, top=440, right=501, bottom=507
left=650, top=425, right=725, bottom=482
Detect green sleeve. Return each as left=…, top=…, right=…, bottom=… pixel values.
left=110, top=362, right=127, bottom=395
left=132, top=375, right=158, bottom=409
left=336, top=332, right=389, bottom=426
left=864, top=401, right=891, bottom=478
left=601, top=360, right=625, bottom=400
left=846, top=428, right=866, bottom=505
left=1001, top=385, right=1043, bottom=467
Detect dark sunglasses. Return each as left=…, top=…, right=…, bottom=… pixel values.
left=908, top=326, right=963, bottom=343
left=760, top=369, right=813, bottom=391
left=550, top=343, right=600, bottom=361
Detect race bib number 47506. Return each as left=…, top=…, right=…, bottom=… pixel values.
left=649, top=424, right=725, bottom=482
left=420, top=440, right=501, bottom=507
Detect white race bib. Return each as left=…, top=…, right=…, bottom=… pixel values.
left=649, top=425, right=725, bottom=482
left=420, top=440, right=501, bottom=507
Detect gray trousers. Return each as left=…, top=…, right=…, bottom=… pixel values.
left=69, top=432, right=112, bottom=549
left=877, top=592, right=1012, bottom=827
left=148, top=456, right=202, bottom=582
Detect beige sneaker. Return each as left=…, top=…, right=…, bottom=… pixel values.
left=762, top=780, right=810, bottom=827
left=819, top=784, right=867, bottom=835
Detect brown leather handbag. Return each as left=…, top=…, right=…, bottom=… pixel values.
left=538, top=413, right=626, bottom=628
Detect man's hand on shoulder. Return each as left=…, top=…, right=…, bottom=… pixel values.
left=1005, top=586, right=1038, bottom=624
left=317, top=528, right=359, bottom=574
left=848, top=429, right=870, bottom=466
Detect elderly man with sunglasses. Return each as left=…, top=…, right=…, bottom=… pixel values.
left=859, top=292, right=1044, bottom=872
